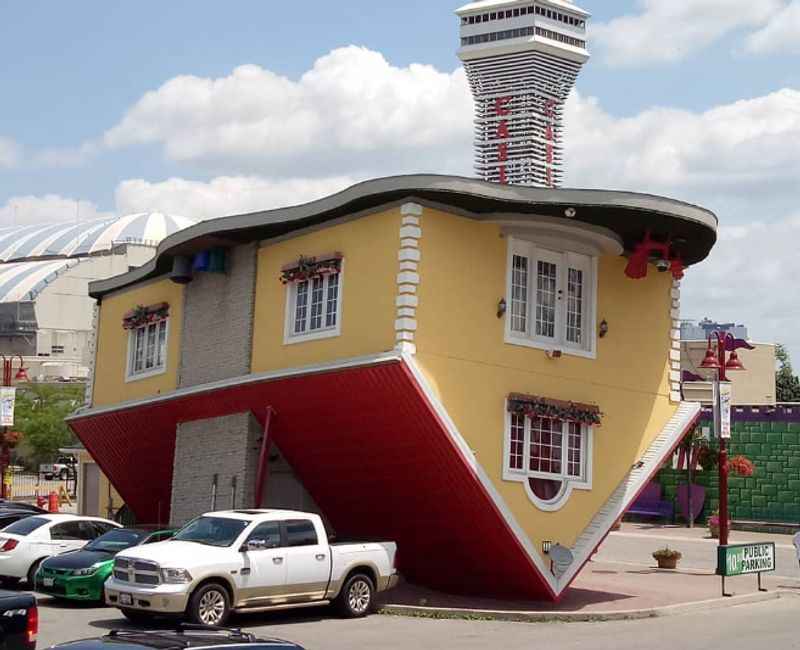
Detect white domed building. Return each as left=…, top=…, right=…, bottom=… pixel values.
left=0, top=213, right=196, bottom=381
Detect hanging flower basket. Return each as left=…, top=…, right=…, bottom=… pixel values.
left=122, top=303, right=169, bottom=330
left=280, top=254, right=342, bottom=284
left=1, top=431, right=20, bottom=448
left=508, top=393, right=602, bottom=427
left=728, top=455, right=755, bottom=477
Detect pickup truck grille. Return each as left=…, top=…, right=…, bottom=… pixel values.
left=113, top=558, right=160, bottom=586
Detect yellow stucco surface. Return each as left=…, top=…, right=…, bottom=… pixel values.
left=251, top=209, right=399, bottom=373
left=92, top=278, right=184, bottom=407
left=413, top=207, right=677, bottom=554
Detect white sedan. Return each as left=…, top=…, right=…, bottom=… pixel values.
left=0, top=513, right=120, bottom=587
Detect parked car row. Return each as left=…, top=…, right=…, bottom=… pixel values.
left=0, top=504, right=399, bottom=635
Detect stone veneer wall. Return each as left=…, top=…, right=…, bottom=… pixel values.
left=178, top=243, right=257, bottom=387
left=658, top=405, right=800, bottom=523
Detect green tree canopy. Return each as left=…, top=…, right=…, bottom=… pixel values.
left=11, top=384, right=83, bottom=468
left=776, top=344, right=800, bottom=403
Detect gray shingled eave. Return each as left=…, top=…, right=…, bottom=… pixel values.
left=89, top=174, right=718, bottom=299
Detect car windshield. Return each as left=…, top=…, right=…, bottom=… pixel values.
left=172, top=517, right=249, bottom=547
left=85, top=529, right=147, bottom=553
left=3, top=516, right=48, bottom=536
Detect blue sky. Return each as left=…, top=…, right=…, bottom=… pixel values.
left=2, top=0, right=800, bottom=360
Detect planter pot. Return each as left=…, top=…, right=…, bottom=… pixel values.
left=611, top=517, right=623, bottom=531
left=709, top=524, right=719, bottom=539
left=655, top=557, right=679, bottom=569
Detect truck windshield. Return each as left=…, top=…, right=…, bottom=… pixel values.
left=172, top=517, right=248, bottom=547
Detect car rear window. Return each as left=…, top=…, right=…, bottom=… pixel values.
left=4, top=516, right=48, bottom=536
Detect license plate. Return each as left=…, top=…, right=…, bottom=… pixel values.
left=119, top=593, right=133, bottom=606
left=43, top=578, right=54, bottom=587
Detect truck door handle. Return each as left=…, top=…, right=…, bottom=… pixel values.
left=315, top=554, right=326, bottom=561
left=273, top=557, right=284, bottom=564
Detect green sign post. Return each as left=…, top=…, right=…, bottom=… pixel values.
left=716, top=542, right=775, bottom=596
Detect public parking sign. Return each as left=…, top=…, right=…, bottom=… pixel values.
left=717, top=542, right=776, bottom=577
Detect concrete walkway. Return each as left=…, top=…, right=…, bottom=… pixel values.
left=381, top=522, right=800, bottom=620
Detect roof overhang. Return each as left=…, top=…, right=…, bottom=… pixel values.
left=89, top=175, right=718, bottom=300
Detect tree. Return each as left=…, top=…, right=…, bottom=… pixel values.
left=776, top=344, right=800, bottom=403
left=12, top=384, right=83, bottom=469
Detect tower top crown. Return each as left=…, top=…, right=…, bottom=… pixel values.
left=456, top=0, right=590, bottom=19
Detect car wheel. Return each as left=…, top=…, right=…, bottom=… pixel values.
left=27, top=560, right=42, bottom=587
left=59, top=469, right=68, bottom=480
left=187, top=583, right=230, bottom=626
left=336, top=573, right=374, bottom=618
left=0, top=577, right=19, bottom=589
left=120, top=608, right=154, bottom=624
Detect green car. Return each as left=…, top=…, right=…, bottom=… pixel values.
left=35, top=527, right=174, bottom=602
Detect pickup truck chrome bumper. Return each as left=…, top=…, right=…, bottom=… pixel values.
left=105, top=578, right=190, bottom=613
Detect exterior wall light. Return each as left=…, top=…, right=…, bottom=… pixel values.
left=497, top=298, right=507, bottom=319
left=542, top=540, right=552, bottom=554
left=545, top=349, right=562, bottom=360
left=599, top=320, right=609, bottom=338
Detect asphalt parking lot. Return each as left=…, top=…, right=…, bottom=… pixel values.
left=35, top=594, right=800, bottom=650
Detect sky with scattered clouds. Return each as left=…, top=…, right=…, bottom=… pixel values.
left=2, top=0, right=799, bottom=362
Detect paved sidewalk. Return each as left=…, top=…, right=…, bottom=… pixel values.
left=381, top=522, right=800, bottom=620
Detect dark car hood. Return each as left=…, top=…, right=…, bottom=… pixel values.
left=42, top=549, right=114, bottom=570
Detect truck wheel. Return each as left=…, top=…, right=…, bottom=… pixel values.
left=187, top=583, right=230, bottom=626
left=121, top=608, right=154, bottom=624
left=336, top=573, right=374, bottom=618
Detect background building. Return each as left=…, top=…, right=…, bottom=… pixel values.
left=0, top=213, right=196, bottom=381
left=457, top=0, right=590, bottom=187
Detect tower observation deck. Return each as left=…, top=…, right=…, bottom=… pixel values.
left=457, top=0, right=590, bottom=187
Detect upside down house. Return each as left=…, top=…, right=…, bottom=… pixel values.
left=67, top=175, right=717, bottom=601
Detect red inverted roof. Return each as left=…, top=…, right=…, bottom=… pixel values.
left=69, top=357, right=555, bottom=600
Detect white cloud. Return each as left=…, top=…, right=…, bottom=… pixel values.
left=681, top=217, right=800, bottom=363
left=591, top=0, right=783, bottom=66
left=0, top=137, right=20, bottom=168
left=564, top=88, right=800, bottom=205
left=115, top=175, right=359, bottom=220
left=34, top=142, right=99, bottom=168
left=103, top=46, right=472, bottom=176
left=745, top=1, right=800, bottom=55
left=0, top=195, right=113, bottom=227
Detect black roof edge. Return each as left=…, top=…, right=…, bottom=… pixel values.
left=89, top=174, right=718, bottom=300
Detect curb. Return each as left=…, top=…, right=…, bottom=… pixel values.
left=380, top=589, right=799, bottom=623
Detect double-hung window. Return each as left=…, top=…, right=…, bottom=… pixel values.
left=506, top=238, right=595, bottom=356
left=127, top=319, right=168, bottom=380
left=285, top=265, right=343, bottom=344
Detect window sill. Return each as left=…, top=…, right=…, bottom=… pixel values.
left=504, top=334, right=596, bottom=360
left=284, top=327, right=341, bottom=346
left=125, top=366, right=167, bottom=383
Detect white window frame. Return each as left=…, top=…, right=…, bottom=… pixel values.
left=283, top=261, right=344, bottom=345
left=505, top=237, right=597, bottom=359
left=502, top=407, right=593, bottom=511
left=125, top=318, right=169, bottom=382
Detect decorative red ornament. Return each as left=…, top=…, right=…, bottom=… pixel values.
left=728, top=455, right=754, bottom=477
left=624, top=231, right=685, bottom=280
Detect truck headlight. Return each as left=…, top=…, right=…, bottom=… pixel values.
left=72, top=563, right=103, bottom=576
left=161, top=568, right=192, bottom=584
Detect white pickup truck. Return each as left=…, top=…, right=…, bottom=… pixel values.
left=104, top=509, right=398, bottom=625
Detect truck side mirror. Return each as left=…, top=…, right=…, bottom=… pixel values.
left=241, top=539, right=268, bottom=552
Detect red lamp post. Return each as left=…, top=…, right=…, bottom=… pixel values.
left=699, top=332, right=745, bottom=546
left=0, top=355, right=28, bottom=499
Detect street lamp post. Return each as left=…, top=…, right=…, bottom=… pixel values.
left=699, top=332, right=745, bottom=546
left=0, top=355, right=29, bottom=500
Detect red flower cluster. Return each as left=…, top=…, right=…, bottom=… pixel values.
left=728, top=455, right=755, bottom=477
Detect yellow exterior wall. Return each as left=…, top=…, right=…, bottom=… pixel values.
left=92, top=278, right=184, bottom=407
left=251, top=209, right=400, bottom=373
left=414, top=208, right=677, bottom=555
